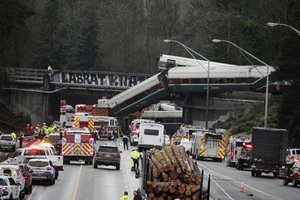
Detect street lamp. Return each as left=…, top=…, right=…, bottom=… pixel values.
left=267, top=22, right=300, bottom=36
left=212, top=39, right=270, bottom=128
left=163, top=39, right=210, bottom=129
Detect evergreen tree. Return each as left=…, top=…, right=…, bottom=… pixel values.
left=33, top=0, right=64, bottom=69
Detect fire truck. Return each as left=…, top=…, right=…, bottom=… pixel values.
left=74, top=114, right=118, bottom=140
left=191, top=131, right=226, bottom=162
left=59, top=100, right=118, bottom=140
left=62, top=127, right=94, bottom=164
left=227, top=136, right=252, bottom=170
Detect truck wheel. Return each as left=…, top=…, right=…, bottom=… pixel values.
left=192, top=153, right=196, bottom=159
left=116, top=164, right=120, bottom=170
left=283, top=179, right=289, bottom=186
left=292, top=177, right=298, bottom=187
left=63, top=160, right=70, bottom=165
left=251, top=171, right=255, bottom=176
left=55, top=171, right=59, bottom=179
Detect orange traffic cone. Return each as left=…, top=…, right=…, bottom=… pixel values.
left=240, top=182, right=245, bottom=193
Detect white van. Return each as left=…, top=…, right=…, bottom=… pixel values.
left=138, top=122, right=164, bottom=150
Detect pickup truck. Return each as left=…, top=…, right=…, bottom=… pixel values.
left=6, top=146, right=63, bottom=179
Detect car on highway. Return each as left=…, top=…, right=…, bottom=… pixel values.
left=283, top=161, right=300, bottom=187
left=0, top=175, right=22, bottom=200
left=0, top=164, right=25, bottom=199
left=93, top=144, right=121, bottom=170
left=0, top=134, right=16, bottom=152
left=27, top=158, right=56, bottom=185
left=18, top=164, right=33, bottom=194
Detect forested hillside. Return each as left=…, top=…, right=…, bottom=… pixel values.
left=0, top=0, right=299, bottom=145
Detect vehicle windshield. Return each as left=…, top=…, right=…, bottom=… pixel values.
left=98, top=146, right=118, bottom=153
left=24, top=149, right=46, bottom=155
left=46, top=135, right=61, bottom=143
left=0, top=179, right=7, bottom=186
left=0, top=136, right=13, bottom=141
left=28, top=161, right=48, bottom=167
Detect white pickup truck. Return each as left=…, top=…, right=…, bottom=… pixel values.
left=6, top=146, right=63, bottom=179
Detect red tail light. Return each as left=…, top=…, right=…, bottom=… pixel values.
left=24, top=176, right=28, bottom=183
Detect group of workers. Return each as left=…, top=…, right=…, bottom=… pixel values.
left=120, top=189, right=142, bottom=200
left=11, top=131, right=24, bottom=148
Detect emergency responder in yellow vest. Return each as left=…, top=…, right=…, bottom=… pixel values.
left=130, top=149, right=140, bottom=171
left=120, top=191, right=131, bottom=200
left=19, top=131, right=24, bottom=148
left=11, top=132, right=17, bottom=140
left=45, top=127, right=50, bottom=137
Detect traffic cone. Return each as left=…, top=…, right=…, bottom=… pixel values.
left=240, top=182, right=245, bottom=193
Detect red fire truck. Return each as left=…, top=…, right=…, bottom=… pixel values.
left=227, top=136, right=252, bottom=170
left=62, top=127, right=94, bottom=164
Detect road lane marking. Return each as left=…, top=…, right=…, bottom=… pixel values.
left=72, top=164, right=83, bottom=200
left=27, top=185, right=37, bottom=200
left=197, top=162, right=282, bottom=200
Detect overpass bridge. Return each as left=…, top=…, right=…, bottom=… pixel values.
left=0, top=55, right=284, bottom=127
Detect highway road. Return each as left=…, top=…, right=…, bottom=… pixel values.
left=198, top=160, right=300, bottom=200
left=1, top=139, right=300, bottom=200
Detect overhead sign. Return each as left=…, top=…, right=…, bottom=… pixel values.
left=60, top=72, right=149, bottom=87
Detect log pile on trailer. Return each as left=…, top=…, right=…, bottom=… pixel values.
left=141, top=145, right=207, bottom=200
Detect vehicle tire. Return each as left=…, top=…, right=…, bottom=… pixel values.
left=49, top=178, right=54, bottom=185
left=292, top=177, right=297, bottom=187
left=55, top=171, right=59, bottom=179
left=116, top=164, right=120, bottom=170
left=93, top=162, right=97, bottom=169
left=251, top=171, right=255, bottom=177
left=63, top=160, right=70, bottom=165
left=25, top=187, right=30, bottom=194
left=53, top=178, right=56, bottom=185
left=19, top=191, right=25, bottom=200
left=30, top=185, right=33, bottom=193
left=283, top=179, right=289, bottom=186
left=273, top=172, right=278, bottom=178
left=9, top=194, right=13, bottom=200
left=192, top=153, right=196, bottom=159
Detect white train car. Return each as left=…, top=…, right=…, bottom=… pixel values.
left=159, top=54, right=274, bottom=83
left=107, top=73, right=161, bottom=109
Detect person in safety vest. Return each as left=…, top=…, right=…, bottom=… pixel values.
left=130, top=149, right=140, bottom=171
left=11, top=132, right=17, bottom=140
left=120, top=191, right=131, bottom=200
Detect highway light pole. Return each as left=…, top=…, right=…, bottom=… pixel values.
left=163, top=39, right=210, bottom=129
left=267, top=22, right=300, bottom=36
left=212, top=39, right=270, bottom=128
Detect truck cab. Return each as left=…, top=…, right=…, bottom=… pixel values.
left=62, top=127, right=94, bottom=164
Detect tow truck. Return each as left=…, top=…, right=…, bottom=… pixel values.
left=227, top=136, right=252, bottom=170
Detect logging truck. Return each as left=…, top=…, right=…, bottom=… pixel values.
left=137, top=146, right=208, bottom=199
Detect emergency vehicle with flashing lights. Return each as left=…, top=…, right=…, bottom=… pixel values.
left=6, top=145, right=63, bottom=179
left=191, top=131, right=226, bottom=162
left=62, top=127, right=95, bottom=164
left=227, top=136, right=252, bottom=170
left=286, top=148, right=300, bottom=164
left=130, top=119, right=155, bottom=146
left=73, top=114, right=118, bottom=140
left=137, top=122, right=164, bottom=151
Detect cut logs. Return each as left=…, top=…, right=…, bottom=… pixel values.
left=142, top=145, right=207, bottom=200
